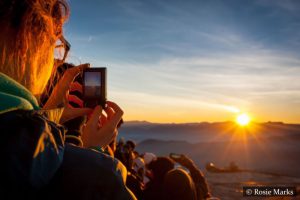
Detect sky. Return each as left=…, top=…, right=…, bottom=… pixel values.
left=64, top=0, right=300, bottom=123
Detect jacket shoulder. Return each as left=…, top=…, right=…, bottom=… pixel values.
left=0, top=110, right=65, bottom=192
left=47, top=145, right=137, bottom=200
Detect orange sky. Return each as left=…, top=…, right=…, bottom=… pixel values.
left=110, top=91, right=300, bottom=123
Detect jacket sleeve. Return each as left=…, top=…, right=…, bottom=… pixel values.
left=0, top=110, right=65, bottom=192
left=186, top=162, right=211, bottom=199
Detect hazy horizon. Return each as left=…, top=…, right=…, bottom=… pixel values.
left=123, top=119, right=299, bottom=125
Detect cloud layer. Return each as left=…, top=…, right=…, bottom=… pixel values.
left=64, top=0, right=300, bottom=123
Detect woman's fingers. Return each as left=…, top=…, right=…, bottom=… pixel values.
left=106, top=101, right=124, bottom=128
left=44, top=63, right=89, bottom=109
left=68, top=94, right=84, bottom=107
left=107, top=101, right=123, bottom=113
left=75, top=63, right=90, bottom=73
left=98, top=113, right=107, bottom=128
left=64, top=63, right=90, bottom=83
left=104, top=106, right=115, bottom=120
left=59, top=63, right=89, bottom=94
left=60, top=107, right=92, bottom=124
left=70, top=81, right=83, bottom=93
left=87, top=106, right=102, bottom=128
left=82, top=102, right=124, bottom=148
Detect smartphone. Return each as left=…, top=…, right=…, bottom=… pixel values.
left=83, top=67, right=107, bottom=108
left=170, top=153, right=182, bottom=159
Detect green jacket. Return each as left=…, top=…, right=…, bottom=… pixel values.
left=0, top=72, right=136, bottom=200
left=0, top=72, right=65, bottom=193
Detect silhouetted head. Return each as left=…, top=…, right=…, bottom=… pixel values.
left=143, top=152, right=157, bottom=165
left=126, top=140, right=136, bottom=150
left=148, top=157, right=175, bottom=182
left=163, top=169, right=197, bottom=200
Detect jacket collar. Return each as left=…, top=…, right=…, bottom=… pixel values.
left=0, top=72, right=39, bottom=113
left=0, top=73, right=63, bottom=123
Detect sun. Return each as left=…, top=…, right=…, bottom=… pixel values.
left=236, top=113, right=251, bottom=126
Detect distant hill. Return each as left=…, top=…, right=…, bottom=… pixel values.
left=123, top=120, right=152, bottom=126
left=118, top=121, right=300, bottom=177
left=120, top=121, right=300, bottom=142
left=120, top=126, right=300, bottom=196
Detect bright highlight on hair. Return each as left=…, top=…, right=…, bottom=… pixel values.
left=0, top=0, right=69, bottom=96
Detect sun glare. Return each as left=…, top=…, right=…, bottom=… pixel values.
left=236, top=113, right=251, bottom=126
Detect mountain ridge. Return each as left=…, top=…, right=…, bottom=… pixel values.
left=124, top=120, right=300, bottom=126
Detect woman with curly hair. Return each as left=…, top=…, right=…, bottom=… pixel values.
left=0, top=1, right=135, bottom=199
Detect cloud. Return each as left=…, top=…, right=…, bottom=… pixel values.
left=99, top=42, right=300, bottom=119
left=110, top=90, right=245, bottom=114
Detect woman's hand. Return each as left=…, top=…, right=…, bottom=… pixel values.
left=172, top=155, right=195, bottom=168
left=43, top=63, right=92, bottom=123
left=82, top=101, right=124, bottom=148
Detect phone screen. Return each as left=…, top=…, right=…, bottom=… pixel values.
left=84, top=71, right=101, bottom=98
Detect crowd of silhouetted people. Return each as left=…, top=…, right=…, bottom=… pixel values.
left=112, top=138, right=212, bottom=200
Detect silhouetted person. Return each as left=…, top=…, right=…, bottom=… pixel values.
left=143, top=157, right=175, bottom=200
left=163, top=168, right=197, bottom=200
left=170, top=154, right=211, bottom=199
